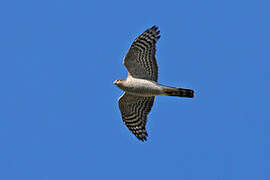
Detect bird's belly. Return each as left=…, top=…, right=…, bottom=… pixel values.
left=122, top=79, right=162, bottom=97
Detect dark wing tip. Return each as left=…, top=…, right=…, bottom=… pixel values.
left=149, top=25, right=159, bottom=33
left=137, top=132, right=148, bottom=142
left=130, top=128, right=148, bottom=142
left=151, top=25, right=158, bottom=31
left=148, top=25, right=161, bottom=42
left=133, top=25, right=161, bottom=44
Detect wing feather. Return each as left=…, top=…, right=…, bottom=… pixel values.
left=123, top=26, right=160, bottom=82
left=118, top=93, right=155, bottom=141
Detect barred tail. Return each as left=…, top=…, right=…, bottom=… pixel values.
left=163, top=88, right=194, bottom=98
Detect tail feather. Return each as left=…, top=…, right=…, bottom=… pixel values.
left=163, top=88, right=194, bottom=98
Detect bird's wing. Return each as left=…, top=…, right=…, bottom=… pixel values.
left=118, top=93, right=155, bottom=141
left=123, top=26, right=160, bottom=82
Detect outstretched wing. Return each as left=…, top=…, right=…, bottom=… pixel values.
left=123, top=26, right=160, bottom=82
left=118, top=93, right=155, bottom=141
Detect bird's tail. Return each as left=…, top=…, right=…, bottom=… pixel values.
left=163, top=87, right=194, bottom=98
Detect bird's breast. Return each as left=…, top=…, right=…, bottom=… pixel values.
left=121, top=78, right=162, bottom=97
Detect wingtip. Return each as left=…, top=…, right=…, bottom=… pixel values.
left=136, top=131, right=148, bottom=142
left=151, top=25, right=158, bottom=30
left=148, top=25, right=160, bottom=41
left=138, top=136, right=148, bottom=142
left=150, top=25, right=159, bottom=32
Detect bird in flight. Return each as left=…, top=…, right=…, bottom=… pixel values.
left=114, top=26, right=194, bottom=141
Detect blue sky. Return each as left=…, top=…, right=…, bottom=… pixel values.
left=0, top=0, right=269, bottom=179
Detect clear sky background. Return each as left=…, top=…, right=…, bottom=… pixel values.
left=0, top=0, right=269, bottom=179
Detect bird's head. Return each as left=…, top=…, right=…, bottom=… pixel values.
left=113, top=79, right=124, bottom=87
